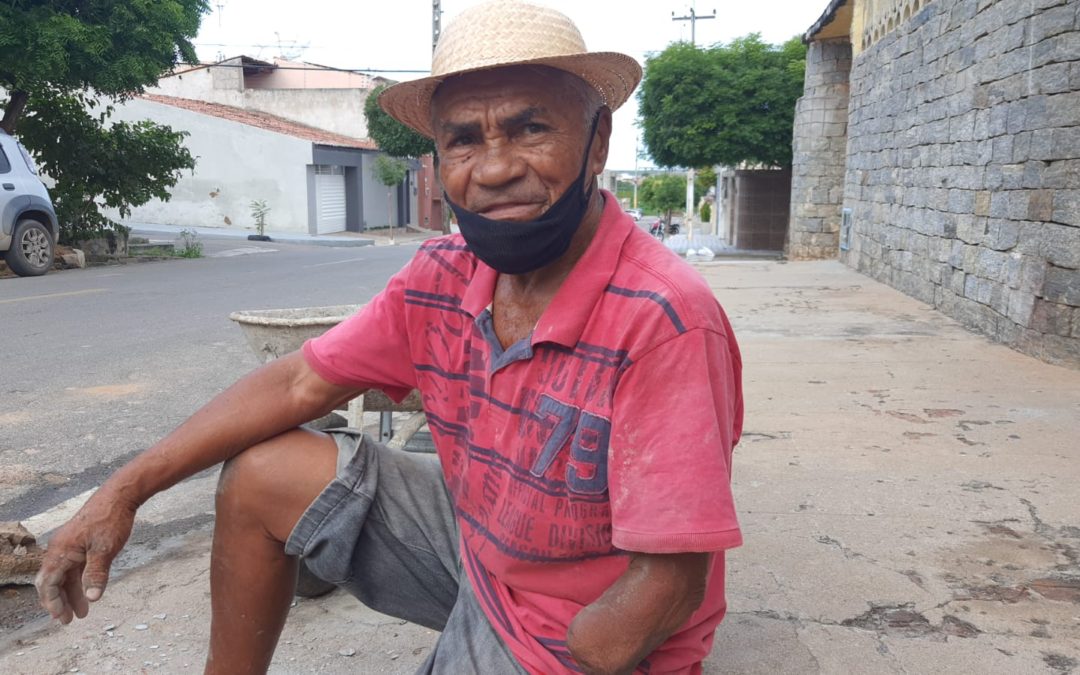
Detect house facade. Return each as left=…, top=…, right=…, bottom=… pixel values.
left=789, top=0, right=1079, bottom=366
left=107, top=57, right=422, bottom=235
left=108, top=95, right=408, bottom=234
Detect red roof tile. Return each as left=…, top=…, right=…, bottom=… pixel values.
left=142, top=94, right=378, bottom=150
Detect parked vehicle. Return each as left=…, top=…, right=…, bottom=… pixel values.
left=648, top=220, right=680, bottom=241
left=625, top=207, right=643, bottom=220
left=0, top=130, right=59, bottom=276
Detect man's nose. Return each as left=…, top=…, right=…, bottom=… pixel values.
left=471, top=140, right=526, bottom=187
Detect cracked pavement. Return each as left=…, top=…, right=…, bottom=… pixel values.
left=704, top=261, right=1080, bottom=674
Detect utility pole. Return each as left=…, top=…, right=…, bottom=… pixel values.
left=672, top=4, right=715, bottom=249
left=671, top=5, right=716, bottom=46
left=433, top=0, right=443, bottom=53
left=431, top=0, right=449, bottom=232
left=633, top=135, right=640, bottom=210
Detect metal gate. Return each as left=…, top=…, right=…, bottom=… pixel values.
left=314, top=165, right=346, bottom=234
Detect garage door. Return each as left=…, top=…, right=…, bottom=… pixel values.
left=315, top=165, right=346, bottom=234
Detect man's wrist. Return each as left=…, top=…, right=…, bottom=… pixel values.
left=99, top=452, right=167, bottom=511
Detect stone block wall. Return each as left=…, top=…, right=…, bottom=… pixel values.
left=843, top=0, right=1080, bottom=366
left=788, top=40, right=853, bottom=259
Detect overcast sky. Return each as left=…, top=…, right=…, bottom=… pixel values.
left=193, top=1, right=829, bottom=169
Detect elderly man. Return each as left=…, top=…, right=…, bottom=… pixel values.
left=36, top=1, right=743, bottom=672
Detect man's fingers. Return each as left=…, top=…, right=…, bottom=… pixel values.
left=35, top=547, right=88, bottom=620
left=62, top=568, right=90, bottom=619
left=35, top=563, right=74, bottom=620
left=55, top=586, right=75, bottom=625
left=81, top=550, right=114, bottom=603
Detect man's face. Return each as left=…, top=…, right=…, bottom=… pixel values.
left=431, top=66, right=609, bottom=222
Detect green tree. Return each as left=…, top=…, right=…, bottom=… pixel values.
left=0, top=0, right=207, bottom=241
left=695, top=165, right=717, bottom=198
left=374, top=155, right=408, bottom=189
left=373, top=154, right=408, bottom=238
left=638, top=35, right=806, bottom=169
left=638, top=174, right=685, bottom=228
left=18, top=93, right=196, bottom=243
left=364, top=84, right=435, bottom=158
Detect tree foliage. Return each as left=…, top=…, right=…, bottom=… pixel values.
left=365, top=84, right=435, bottom=158
left=373, top=155, right=408, bottom=188
left=638, top=173, right=685, bottom=226
left=0, top=0, right=207, bottom=241
left=695, top=165, right=717, bottom=197
left=18, top=93, right=196, bottom=243
left=638, top=34, right=806, bottom=169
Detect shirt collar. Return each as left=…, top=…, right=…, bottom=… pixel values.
left=459, top=191, right=633, bottom=347
left=535, top=191, right=633, bottom=348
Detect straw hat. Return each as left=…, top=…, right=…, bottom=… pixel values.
left=378, top=0, right=642, bottom=138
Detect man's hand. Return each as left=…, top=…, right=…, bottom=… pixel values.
left=567, top=552, right=710, bottom=674
left=32, top=352, right=357, bottom=625
left=35, top=490, right=137, bottom=624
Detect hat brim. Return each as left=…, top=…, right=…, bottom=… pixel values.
left=378, top=52, right=642, bottom=140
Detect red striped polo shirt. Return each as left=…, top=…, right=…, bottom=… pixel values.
left=303, top=191, right=743, bottom=674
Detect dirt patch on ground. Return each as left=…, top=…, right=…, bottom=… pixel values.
left=64, top=383, right=144, bottom=399
left=930, top=510, right=1080, bottom=643
left=0, top=585, right=44, bottom=637
left=0, top=412, right=32, bottom=426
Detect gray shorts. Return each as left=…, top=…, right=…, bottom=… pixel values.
left=284, top=431, right=524, bottom=674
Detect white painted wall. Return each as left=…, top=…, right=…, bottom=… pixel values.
left=105, top=98, right=313, bottom=233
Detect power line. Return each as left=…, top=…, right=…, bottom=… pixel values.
left=180, top=62, right=430, bottom=74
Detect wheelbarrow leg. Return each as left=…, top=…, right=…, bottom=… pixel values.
left=379, top=411, right=393, bottom=443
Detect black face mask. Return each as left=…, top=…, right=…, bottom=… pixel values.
left=445, top=113, right=601, bottom=275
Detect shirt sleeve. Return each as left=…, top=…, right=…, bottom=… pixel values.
left=608, top=327, right=743, bottom=554
left=301, top=260, right=417, bottom=402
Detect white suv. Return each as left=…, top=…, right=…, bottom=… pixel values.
left=1, top=130, right=58, bottom=276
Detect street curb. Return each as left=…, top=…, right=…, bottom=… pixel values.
left=128, top=224, right=375, bottom=248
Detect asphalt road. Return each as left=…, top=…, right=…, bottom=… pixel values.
left=0, top=236, right=417, bottom=521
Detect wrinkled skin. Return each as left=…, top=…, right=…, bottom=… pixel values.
left=35, top=493, right=136, bottom=623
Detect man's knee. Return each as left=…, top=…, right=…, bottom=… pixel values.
left=216, top=428, right=338, bottom=542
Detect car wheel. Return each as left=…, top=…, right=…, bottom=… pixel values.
left=6, top=218, right=54, bottom=277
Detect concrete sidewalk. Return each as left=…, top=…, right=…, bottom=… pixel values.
left=1, top=260, right=1077, bottom=674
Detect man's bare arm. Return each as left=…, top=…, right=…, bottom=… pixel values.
left=567, top=552, right=709, bottom=674
left=36, top=352, right=359, bottom=623
left=97, top=351, right=357, bottom=508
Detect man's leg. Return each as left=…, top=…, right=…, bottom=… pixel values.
left=206, top=427, right=337, bottom=675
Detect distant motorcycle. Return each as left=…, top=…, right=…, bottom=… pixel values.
left=649, top=221, right=680, bottom=240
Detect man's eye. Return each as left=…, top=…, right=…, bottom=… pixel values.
left=448, top=135, right=476, bottom=148
left=522, top=123, right=547, bottom=135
